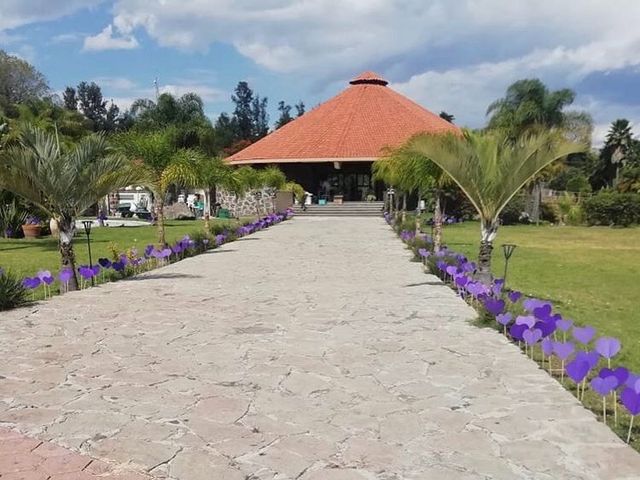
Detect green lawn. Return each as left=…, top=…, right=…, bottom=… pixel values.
left=0, top=219, right=242, bottom=279
left=441, top=222, right=640, bottom=371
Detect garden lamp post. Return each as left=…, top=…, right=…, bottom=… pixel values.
left=502, top=243, right=517, bottom=286
left=82, top=220, right=94, bottom=286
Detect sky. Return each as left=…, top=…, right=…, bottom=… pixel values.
left=1, top=0, right=639, bottom=145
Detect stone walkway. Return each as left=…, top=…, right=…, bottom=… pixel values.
left=1, top=217, right=640, bottom=480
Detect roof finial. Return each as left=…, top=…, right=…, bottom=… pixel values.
left=349, top=71, right=388, bottom=86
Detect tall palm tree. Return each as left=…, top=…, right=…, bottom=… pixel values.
left=408, top=129, right=587, bottom=280
left=0, top=125, right=138, bottom=290
left=115, top=128, right=200, bottom=245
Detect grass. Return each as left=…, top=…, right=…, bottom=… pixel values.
left=441, top=221, right=640, bottom=371
left=0, top=218, right=243, bottom=279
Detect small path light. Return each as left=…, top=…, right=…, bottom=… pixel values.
left=502, top=243, right=517, bottom=287
left=82, top=220, right=94, bottom=286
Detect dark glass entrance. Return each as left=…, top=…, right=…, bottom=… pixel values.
left=280, top=162, right=384, bottom=202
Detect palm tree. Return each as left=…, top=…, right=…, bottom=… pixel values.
left=408, top=129, right=587, bottom=280
left=115, top=128, right=200, bottom=245
left=193, top=155, right=236, bottom=229
left=258, top=166, right=286, bottom=213
left=0, top=125, right=138, bottom=290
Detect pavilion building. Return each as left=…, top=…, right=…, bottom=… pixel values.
left=226, top=71, right=459, bottom=202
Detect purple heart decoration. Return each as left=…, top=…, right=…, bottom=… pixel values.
left=523, top=298, right=544, bottom=313
left=496, top=312, right=512, bottom=326
left=523, top=328, right=542, bottom=346
left=595, top=337, right=621, bottom=359
left=541, top=337, right=554, bottom=356
left=591, top=376, right=618, bottom=396
left=508, top=291, right=522, bottom=303
left=611, top=367, right=630, bottom=387
left=515, top=315, right=536, bottom=328
left=626, top=373, right=640, bottom=391
left=509, top=323, right=527, bottom=341
left=575, top=350, right=600, bottom=370
left=98, top=258, right=112, bottom=268
left=553, top=341, right=575, bottom=361
left=59, top=268, right=73, bottom=283
left=621, top=388, right=640, bottom=416
left=455, top=275, right=469, bottom=287
left=556, top=318, right=573, bottom=332
left=533, top=303, right=552, bottom=321
left=534, top=319, right=557, bottom=338
left=483, top=298, right=505, bottom=316
left=572, top=326, right=596, bottom=345
left=566, top=359, right=590, bottom=383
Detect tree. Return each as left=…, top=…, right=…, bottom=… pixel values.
left=2, top=98, right=91, bottom=145
left=275, top=101, right=293, bottom=129
left=63, top=87, right=78, bottom=111
left=592, top=119, right=637, bottom=189
left=251, top=95, right=269, bottom=139
left=408, top=129, right=586, bottom=280
left=487, top=79, right=575, bottom=137
left=439, top=111, right=455, bottom=123
left=77, top=81, right=107, bottom=131
left=0, top=126, right=137, bottom=290
left=115, top=129, right=201, bottom=245
left=295, top=101, right=305, bottom=117
left=0, top=50, right=49, bottom=108
left=486, top=78, right=590, bottom=223
left=232, top=82, right=254, bottom=141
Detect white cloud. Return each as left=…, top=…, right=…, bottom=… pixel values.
left=102, top=0, right=640, bottom=74
left=51, top=32, right=84, bottom=44
left=83, top=24, right=139, bottom=51
left=0, top=0, right=101, bottom=31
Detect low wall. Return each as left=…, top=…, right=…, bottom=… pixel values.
left=216, top=188, right=277, bottom=217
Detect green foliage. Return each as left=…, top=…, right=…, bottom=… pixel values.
left=0, top=200, right=28, bottom=237
left=0, top=126, right=137, bottom=221
left=499, top=195, right=529, bottom=225
left=486, top=78, right=576, bottom=138
left=275, top=101, right=293, bottom=129
left=407, top=128, right=587, bottom=277
left=556, top=193, right=584, bottom=226
left=283, top=181, right=305, bottom=202
left=584, top=191, right=640, bottom=227
left=591, top=119, right=640, bottom=190
left=0, top=50, right=49, bottom=108
left=0, top=268, right=28, bottom=311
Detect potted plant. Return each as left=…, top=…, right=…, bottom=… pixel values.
left=22, top=215, right=42, bottom=239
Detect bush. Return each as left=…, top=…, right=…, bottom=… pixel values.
left=540, top=201, right=558, bottom=223
left=0, top=201, right=28, bottom=238
left=500, top=195, right=529, bottom=225
left=0, top=268, right=28, bottom=310
left=584, top=191, right=640, bottom=227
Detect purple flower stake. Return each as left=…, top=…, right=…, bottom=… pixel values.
left=596, top=337, right=622, bottom=424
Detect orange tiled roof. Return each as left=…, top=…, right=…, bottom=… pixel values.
left=227, top=71, right=459, bottom=164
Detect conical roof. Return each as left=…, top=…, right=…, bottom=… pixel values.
left=227, top=71, right=459, bottom=165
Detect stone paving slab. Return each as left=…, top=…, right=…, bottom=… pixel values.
left=0, top=426, right=151, bottom=479
left=1, top=217, right=640, bottom=479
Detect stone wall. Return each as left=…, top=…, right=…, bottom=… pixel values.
left=216, top=188, right=276, bottom=217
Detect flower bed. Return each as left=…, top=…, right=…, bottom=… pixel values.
left=10, top=210, right=293, bottom=304
left=385, top=212, right=640, bottom=447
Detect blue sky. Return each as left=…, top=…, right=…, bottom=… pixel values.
left=1, top=0, right=639, bottom=144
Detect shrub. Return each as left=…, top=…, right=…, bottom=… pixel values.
left=0, top=268, right=28, bottom=310
left=584, top=191, right=640, bottom=227
left=500, top=195, right=529, bottom=225
left=0, top=201, right=28, bottom=238
left=540, top=201, right=559, bottom=223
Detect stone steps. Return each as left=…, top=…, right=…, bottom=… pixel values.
left=294, top=202, right=383, bottom=217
